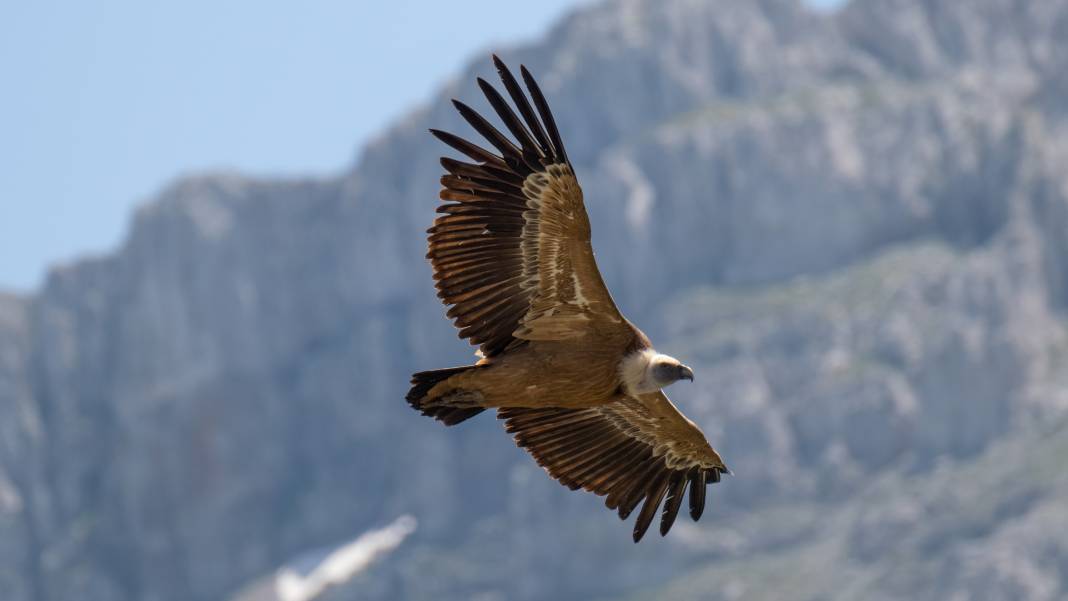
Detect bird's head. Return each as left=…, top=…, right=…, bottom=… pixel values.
left=650, top=355, right=694, bottom=388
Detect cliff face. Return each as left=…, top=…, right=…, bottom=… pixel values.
left=4, top=0, right=1068, bottom=599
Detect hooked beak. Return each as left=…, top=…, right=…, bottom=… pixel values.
left=679, top=365, right=694, bottom=382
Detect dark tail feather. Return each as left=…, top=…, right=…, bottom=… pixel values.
left=406, top=366, right=485, bottom=426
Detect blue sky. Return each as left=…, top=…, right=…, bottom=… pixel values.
left=0, top=0, right=844, bottom=292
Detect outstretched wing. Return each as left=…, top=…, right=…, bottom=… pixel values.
left=428, top=55, right=625, bottom=358
left=498, top=391, right=729, bottom=542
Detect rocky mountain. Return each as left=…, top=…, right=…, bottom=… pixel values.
left=3, top=0, right=1068, bottom=599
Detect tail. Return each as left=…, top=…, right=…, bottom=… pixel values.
left=406, top=366, right=485, bottom=426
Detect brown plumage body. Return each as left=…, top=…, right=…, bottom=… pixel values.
left=430, top=326, right=645, bottom=409
left=407, top=56, right=728, bottom=542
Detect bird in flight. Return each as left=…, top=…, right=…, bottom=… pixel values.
left=407, top=56, right=728, bottom=542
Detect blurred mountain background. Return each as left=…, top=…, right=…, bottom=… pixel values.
left=4, top=0, right=1068, bottom=599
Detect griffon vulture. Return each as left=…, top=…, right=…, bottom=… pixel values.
left=407, top=56, right=729, bottom=542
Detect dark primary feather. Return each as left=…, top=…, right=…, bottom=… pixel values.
left=520, top=65, right=569, bottom=166
left=492, top=55, right=554, bottom=158
left=429, top=129, right=506, bottom=167
left=689, top=469, right=707, bottom=521
left=660, top=474, right=687, bottom=536
left=476, top=77, right=543, bottom=169
left=451, top=100, right=529, bottom=173
left=633, top=474, right=671, bottom=543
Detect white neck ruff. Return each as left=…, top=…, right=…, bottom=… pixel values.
left=619, top=348, right=668, bottom=397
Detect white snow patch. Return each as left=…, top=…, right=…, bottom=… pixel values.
left=248, top=515, right=418, bottom=601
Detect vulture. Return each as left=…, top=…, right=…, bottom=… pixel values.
left=407, top=56, right=729, bottom=542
